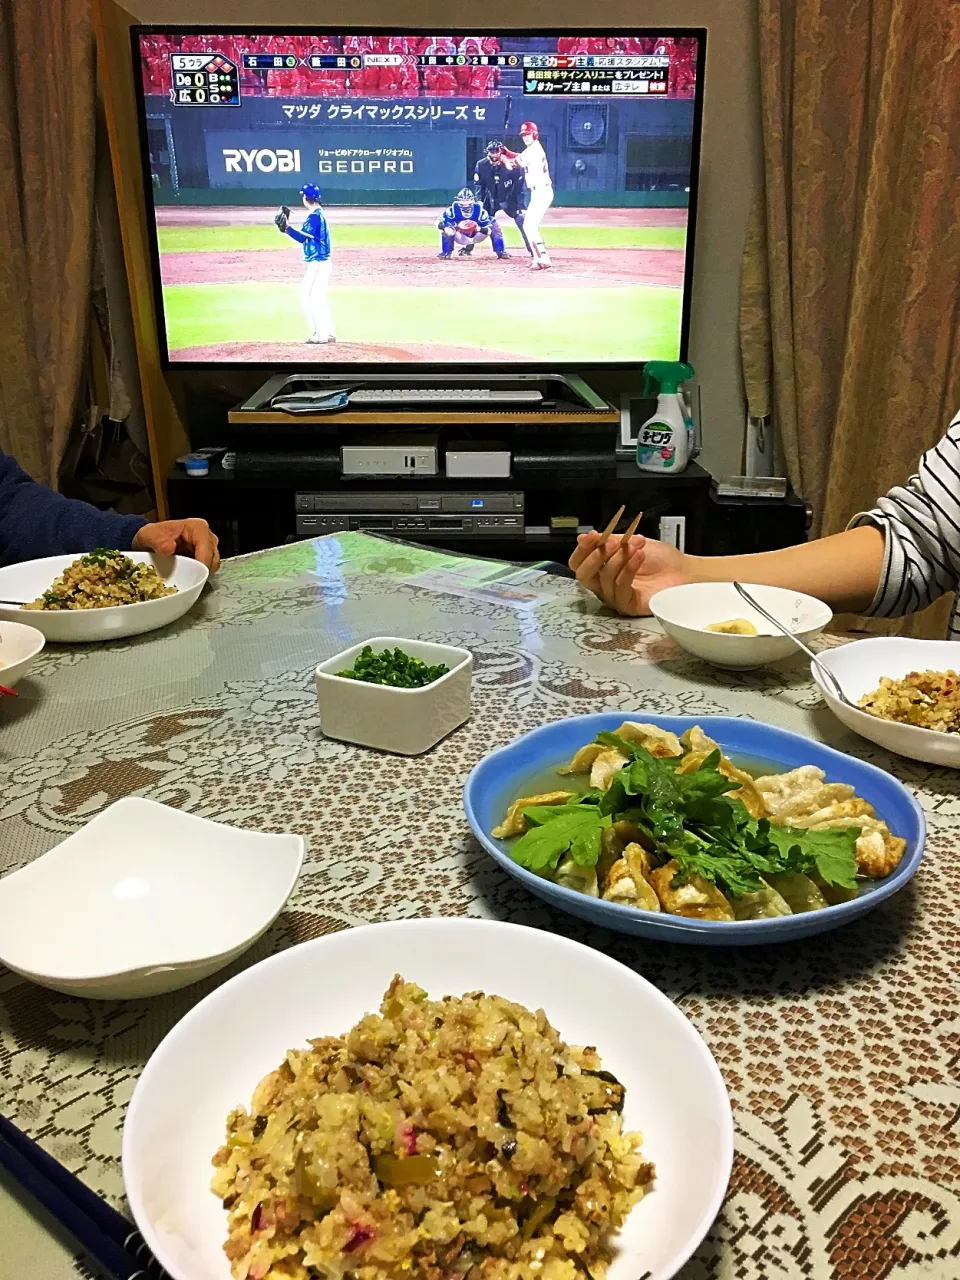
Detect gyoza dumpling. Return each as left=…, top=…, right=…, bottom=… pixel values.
left=812, top=875, right=858, bottom=905
left=612, top=818, right=647, bottom=845
left=612, top=722, right=683, bottom=758
left=557, top=743, right=607, bottom=776
left=754, top=764, right=824, bottom=797
left=598, top=824, right=626, bottom=882
left=649, top=860, right=735, bottom=921
left=492, top=791, right=576, bottom=839
left=590, top=749, right=629, bottom=791
left=554, top=856, right=599, bottom=897
left=623, top=841, right=657, bottom=884
left=681, top=726, right=721, bottom=755
left=765, top=872, right=829, bottom=913
left=730, top=883, right=793, bottom=919
left=678, top=729, right=766, bottom=819
left=601, top=858, right=660, bottom=912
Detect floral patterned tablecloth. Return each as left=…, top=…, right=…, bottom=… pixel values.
left=1, top=533, right=957, bottom=1280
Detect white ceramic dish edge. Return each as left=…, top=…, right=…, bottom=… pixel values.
left=0, top=799, right=305, bottom=988
left=812, top=636, right=960, bottom=767
left=0, top=620, right=46, bottom=687
left=122, top=918, right=734, bottom=1280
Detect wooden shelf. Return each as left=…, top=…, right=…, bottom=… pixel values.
left=227, top=408, right=619, bottom=426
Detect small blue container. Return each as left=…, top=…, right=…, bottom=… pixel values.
left=184, top=454, right=209, bottom=477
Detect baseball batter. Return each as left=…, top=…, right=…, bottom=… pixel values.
left=473, top=140, right=531, bottom=257
left=275, top=183, right=335, bottom=344
left=436, top=187, right=505, bottom=259
left=502, top=122, right=553, bottom=269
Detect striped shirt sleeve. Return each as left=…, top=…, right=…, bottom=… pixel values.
left=848, top=411, right=960, bottom=620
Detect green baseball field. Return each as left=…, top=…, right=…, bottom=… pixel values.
left=156, top=206, right=688, bottom=363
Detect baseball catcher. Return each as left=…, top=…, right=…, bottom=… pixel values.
left=436, top=187, right=499, bottom=259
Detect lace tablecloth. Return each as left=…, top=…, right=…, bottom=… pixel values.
left=1, top=534, right=957, bottom=1280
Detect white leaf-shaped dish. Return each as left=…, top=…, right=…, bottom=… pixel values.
left=0, top=798, right=304, bottom=998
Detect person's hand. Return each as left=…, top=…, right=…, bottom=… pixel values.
left=568, top=532, right=691, bottom=616
left=133, top=518, right=220, bottom=573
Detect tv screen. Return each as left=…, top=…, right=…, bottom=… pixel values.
left=133, top=27, right=704, bottom=369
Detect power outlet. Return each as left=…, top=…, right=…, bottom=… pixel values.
left=659, top=516, right=686, bottom=552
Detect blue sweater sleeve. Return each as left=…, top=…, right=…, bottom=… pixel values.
left=0, top=450, right=147, bottom=568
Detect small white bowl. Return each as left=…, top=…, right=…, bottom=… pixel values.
left=0, top=552, right=209, bottom=642
left=0, top=620, right=45, bottom=687
left=122, top=919, right=733, bottom=1280
left=650, top=582, right=832, bottom=669
left=316, top=636, right=472, bottom=755
left=0, top=798, right=304, bottom=998
left=813, top=636, right=960, bottom=767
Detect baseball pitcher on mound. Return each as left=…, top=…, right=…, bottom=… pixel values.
left=436, top=187, right=506, bottom=259
left=274, top=183, right=335, bottom=344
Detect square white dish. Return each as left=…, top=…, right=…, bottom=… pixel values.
left=316, top=636, right=472, bottom=754
left=0, top=798, right=304, bottom=998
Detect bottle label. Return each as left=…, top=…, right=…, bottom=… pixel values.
left=638, top=426, right=673, bottom=448
left=637, top=445, right=676, bottom=468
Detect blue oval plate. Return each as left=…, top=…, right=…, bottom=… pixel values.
left=463, top=713, right=926, bottom=945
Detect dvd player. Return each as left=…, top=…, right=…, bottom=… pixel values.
left=295, top=490, right=524, bottom=539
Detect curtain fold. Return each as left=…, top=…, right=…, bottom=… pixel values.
left=743, top=0, right=960, bottom=542
left=0, top=0, right=96, bottom=487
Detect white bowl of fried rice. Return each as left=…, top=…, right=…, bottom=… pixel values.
left=122, top=919, right=733, bottom=1280
left=0, top=550, right=208, bottom=642
left=813, top=636, right=960, bottom=766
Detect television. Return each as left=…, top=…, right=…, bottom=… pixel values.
left=132, top=27, right=705, bottom=370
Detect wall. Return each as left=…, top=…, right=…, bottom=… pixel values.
left=129, top=1, right=763, bottom=476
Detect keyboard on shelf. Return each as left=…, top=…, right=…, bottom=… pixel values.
left=348, top=387, right=543, bottom=405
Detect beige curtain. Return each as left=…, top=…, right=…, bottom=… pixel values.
left=743, top=0, right=960, bottom=534
left=0, top=0, right=96, bottom=487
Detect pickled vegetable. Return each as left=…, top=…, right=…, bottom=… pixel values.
left=373, top=1153, right=440, bottom=1186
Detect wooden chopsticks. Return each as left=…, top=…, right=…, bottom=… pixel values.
left=597, top=508, right=643, bottom=546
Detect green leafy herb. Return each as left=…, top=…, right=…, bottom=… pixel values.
left=765, top=825, right=859, bottom=889
left=509, top=806, right=610, bottom=871
left=335, top=645, right=449, bottom=689
left=501, top=730, right=862, bottom=903
left=81, top=547, right=123, bottom=568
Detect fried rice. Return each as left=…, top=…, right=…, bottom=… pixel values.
left=211, top=977, right=653, bottom=1280
left=22, top=548, right=176, bottom=611
left=857, top=669, right=960, bottom=734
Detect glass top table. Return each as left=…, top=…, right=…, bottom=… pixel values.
left=1, top=533, right=956, bottom=1279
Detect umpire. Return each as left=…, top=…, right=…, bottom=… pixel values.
left=473, top=140, right=532, bottom=257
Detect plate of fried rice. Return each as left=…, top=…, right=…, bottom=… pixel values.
left=0, top=551, right=208, bottom=642
left=122, top=919, right=733, bottom=1280
left=812, top=636, right=960, bottom=767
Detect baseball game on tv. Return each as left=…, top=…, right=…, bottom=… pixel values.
left=134, top=28, right=704, bottom=367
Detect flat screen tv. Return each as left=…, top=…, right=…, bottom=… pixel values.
left=132, top=27, right=705, bottom=369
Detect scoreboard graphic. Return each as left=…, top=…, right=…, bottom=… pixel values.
left=169, top=53, right=240, bottom=106
left=171, top=49, right=673, bottom=103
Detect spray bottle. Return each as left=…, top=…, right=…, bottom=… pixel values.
left=635, top=361, right=695, bottom=475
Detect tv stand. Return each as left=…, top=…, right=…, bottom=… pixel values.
left=231, top=372, right=617, bottom=426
